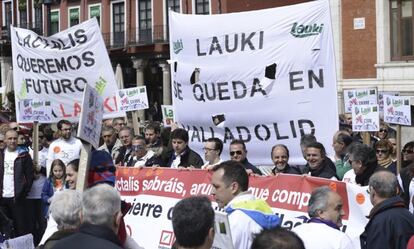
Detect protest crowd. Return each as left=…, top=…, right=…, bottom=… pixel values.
left=0, top=114, right=413, bottom=249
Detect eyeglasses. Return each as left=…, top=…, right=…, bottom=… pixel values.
left=132, top=145, right=145, bottom=151
left=379, top=129, right=388, bottom=133
left=402, top=149, right=414, bottom=154
left=203, top=147, right=216, bottom=152
left=376, top=149, right=388, bottom=154
left=230, top=150, right=243, bottom=156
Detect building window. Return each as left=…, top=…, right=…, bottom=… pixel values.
left=139, top=0, right=152, bottom=43
left=166, top=0, right=180, bottom=30
left=69, top=8, right=80, bottom=27
left=195, top=0, right=209, bottom=15
left=390, top=0, right=414, bottom=60
left=89, top=5, right=101, bottom=26
left=19, top=0, right=27, bottom=28
left=4, top=2, right=12, bottom=29
left=33, top=0, right=43, bottom=34
left=50, top=10, right=59, bottom=35
left=113, top=2, right=124, bottom=46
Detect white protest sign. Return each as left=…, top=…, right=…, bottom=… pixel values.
left=77, top=84, right=103, bottom=148
left=118, top=86, right=149, bottom=111
left=161, top=105, right=174, bottom=127
left=383, top=95, right=412, bottom=126
left=378, top=91, right=399, bottom=114
left=11, top=18, right=125, bottom=123
left=352, top=104, right=379, bottom=132
left=213, top=211, right=234, bottom=249
left=344, top=88, right=377, bottom=114
left=18, top=99, right=52, bottom=122
left=169, top=0, right=338, bottom=165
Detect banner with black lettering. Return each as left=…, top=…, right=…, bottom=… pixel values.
left=169, top=0, right=338, bottom=165
left=117, top=168, right=370, bottom=249
left=11, top=18, right=125, bottom=123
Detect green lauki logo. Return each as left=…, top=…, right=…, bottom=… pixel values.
left=173, top=39, right=183, bottom=54
left=290, top=22, right=324, bottom=38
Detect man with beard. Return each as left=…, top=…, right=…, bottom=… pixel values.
left=46, top=120, right=82, bottom=171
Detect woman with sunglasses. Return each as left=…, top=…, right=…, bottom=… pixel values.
left=375, top=139, right=397, bottom=175
left=402, top=141, right=414, bottom=167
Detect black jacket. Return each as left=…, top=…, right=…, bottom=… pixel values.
left=360, top=196, right=414, bottom=249
left=0, top=147, right=34, bottom=199
left=164, top=147, right=204, bottom=168
left=241, top=159, right=262, bottom=175
left=52, top=223, right=123, bottom=249
left=271, top=164, right=301, bottom=175
left=37, top=230, right=76, bottom=249
left=302, top=158, right=338, bottom=179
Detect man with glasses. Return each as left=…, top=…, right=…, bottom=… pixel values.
left=202, top=138, right=223, bottom=170
left=128, top=136, right=161, bottom=167
left=47, top=120, right=82, bottom=173
left=361, top=171, right=414, bottom=249
left=229, top=139, right=262, bottom=175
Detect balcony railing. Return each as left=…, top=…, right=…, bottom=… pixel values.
left=1, top=24, right=169, bottom=49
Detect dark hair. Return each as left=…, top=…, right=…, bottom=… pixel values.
left=271, top=144, right=290, bottom=158
left=305, top=142, right=326, bottom=158
left=101, top=125, right=115, bottom=134
left=132, top=136, right=146, bottom=143
left=207, top=137, right=223, bottom=155
left=348, top=143, right=378, bottom=186
left=145, top=122, right=161, bottom=134
left=403, top=141, right=414, bottom=151
left=212, top=160, right=248, bottom=192
left=251, top=227, right=305, bottom=249
left=67, top=159, right=80, bottom=172
left=171, top=128, right=189, bottom=143
left=336, top=133, right=353, bottom=147
left=57, top=120, right=71, bottom=130
left=172, top=196, right=214, bottom=248
left=230, top=139, right=246, bottom=150
left=300, top=134, right=317, bottom=147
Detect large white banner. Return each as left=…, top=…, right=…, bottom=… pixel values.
left=117, top=168, right=370, bottom=249
left=169, top=0, right=338, bottom=165
left=11, top=18, right=124, bottom=123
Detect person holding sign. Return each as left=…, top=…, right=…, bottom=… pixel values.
left=229, top=140, right=262, bottom=175
left=46, top=120, right=82, bottom=173
left=164, top=128, right=204, bottom=168
left=302, top=142, right=337, bottom=180
left=202, top=138, right=223, bottom=170
left=211, top=161, right=280, bottom=249
left=270, top=144, right=301, bottom=175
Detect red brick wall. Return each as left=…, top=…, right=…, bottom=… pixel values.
left=226, top=0, right=310, bottom=13
left=342, top=0, right=377, bottom=79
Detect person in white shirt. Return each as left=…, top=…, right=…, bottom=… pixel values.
left=46, top=120, right=82, bottom=175
left=202, top=138, right=223, bottom=170
left=292, top=186, right=355, bottom=249
left=98, top=126, right=122, bottom=163
left=0, top=129, right=34, bottom=237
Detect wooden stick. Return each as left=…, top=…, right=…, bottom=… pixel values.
left=132, top=111, right=140, bottom=135
left=362, top=132, right=371, bottom=146
left=32, top=121, right=39, bottom=172
left=396, top=125, right=402, bottom=175
left=76, top=142, right=92, bottom=192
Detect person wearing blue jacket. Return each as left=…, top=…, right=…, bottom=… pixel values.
left=41, top=159, right=66, bottom=218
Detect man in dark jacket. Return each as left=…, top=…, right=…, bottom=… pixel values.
left=302, top=142, right=337, bottom=180
left=164, top=128, right=203, bottom=168
left=52, top=184, right=123, bottom=249
left=229, top=139, right=262, bottom=175
left=271, top=144, right=301, bottom=175
left=0, top=128, right=34, bottom=237
left=360, top=171, right=414, bottom=249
